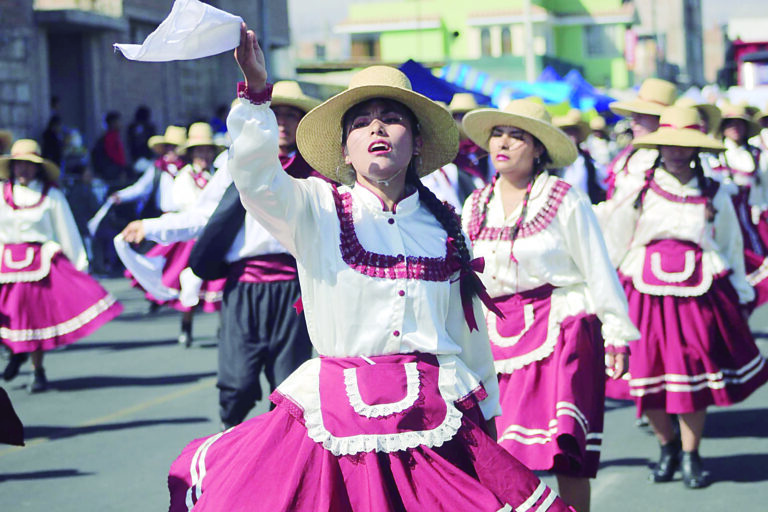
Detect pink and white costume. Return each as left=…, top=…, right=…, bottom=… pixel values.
left=596, top=166, right=768, bottom=414
left=463, top=173, right=639, bottom=477
left=0, top=179, right=122, bottom=353
left=166, top=91, right=573, bottom=512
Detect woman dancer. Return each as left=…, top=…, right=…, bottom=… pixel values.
left=597, top=105, right=768, bottom=488
left=167, top=26, right=573, bottom=512
left=460, top=100, right=639, bottom=511
left=0, top=139, right=123, bottom=392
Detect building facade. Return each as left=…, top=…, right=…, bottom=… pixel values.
left=0, top=0, right=289, bottom=150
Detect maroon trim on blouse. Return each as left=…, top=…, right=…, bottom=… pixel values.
left=331, top=185, right=458, bottom=281
left=3, top=181, right=51, bottom=210
left=237, top=81, right=274, bottom=105
left=648, top=179, right=718, bottom=205
left=467, top=179, right=571, bottom=242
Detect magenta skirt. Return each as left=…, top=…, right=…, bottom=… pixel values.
left=144, top=241, right=225, bottom=313
left=0, top=253, right=123, bottom=353
left=621, top=274, right=768, bottom=415
left=168, top=392, right=572, bottom=512
left=494, top=312, right=605, bottom=478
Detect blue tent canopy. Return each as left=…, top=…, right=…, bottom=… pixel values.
left=398, top=59, right=491, bottom=105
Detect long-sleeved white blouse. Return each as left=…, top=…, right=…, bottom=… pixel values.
left=227, top=98, right=501, bottom=419
left=462, top=173, right=639, bottom=348
left=0, top=179, right=88, bottom=271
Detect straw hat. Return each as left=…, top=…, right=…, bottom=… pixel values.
left=272, top=80, right=322, bottom=114
left=448, top=93, right=480, bottom=115
left=589, top=116, right=607, bottom=132
left=0, top=130, right=13, bottom=154
left=461, top=99, right=577, bottom=168
left=296, top=65, right=458, bottom=181
left=179, top=122, right=223, bottom=154
left=632, top=106, right=725, bottom=152
left=610, top=78, right=677, bottom=117
left=552, top=109, right=589, bottom=143
left=148, top=125, right=187, bottom=152
left=756, top=103, right=768, bottom=124
left=674, top=97, right=721, bottom=135
left=0, top=139, right=61, bottom=182
left=718, top=103, right=761, bottom=139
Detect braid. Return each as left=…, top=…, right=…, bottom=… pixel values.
left=407, top=164, right=474, bottom=276
left=693, top=154, right=717, bottom=222
left=633, top=154, right=662, bottom=210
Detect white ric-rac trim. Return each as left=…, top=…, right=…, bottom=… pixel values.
left=630, top=355, right=766, bottom=396
left=1, top=294, right=118, bottom=342
left=344, top=362, right=420, bottom=418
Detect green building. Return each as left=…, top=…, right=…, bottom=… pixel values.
left=335, top=0, right=636, bottom=89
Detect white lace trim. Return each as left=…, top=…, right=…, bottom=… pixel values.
left=490, top=301, right=560, bottom=374
left=344, top=362, right=420, bottom=418
left=1, top=294, right=118, bottom=342
left=747, top=256, right=768, bottom=286
left=0, top=242, right=59, bottom=283
left=622, top=247, right=726, bottom=297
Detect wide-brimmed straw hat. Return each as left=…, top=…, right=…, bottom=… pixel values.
left=589, top=116, right=607, bottom=132
left=296, top=65, right=458, bottom=181
left=179, top=122, right=224, bottom=154
left=0, top=130, right=13, bottom=154
left=674, top=97, right=721, bottom=135
left=461, top=99, right=577, bottom=168
left=756, top=104, right=768, bottom=124
left=0, top=139, right=60, bottom=181
left=718, top=103, right=762, bottom=139
left=552, top=109, right=589, bottom=143
left=148, top=125, right=187, bottom=152
left=610, top=78, right=677, bottom=117
left=448, top=93, right=481, bottom=115
left=272, top=80, right=322, bottom=114
left=633, top=106, right=725, bottom=152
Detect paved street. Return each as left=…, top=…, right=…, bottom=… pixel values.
left=1, top=277, right=767, bottom=511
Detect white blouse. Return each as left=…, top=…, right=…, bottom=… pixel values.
left=595, top=166, right=753, bottom=304
left=462, top=173, right=639, bottom=348
left=0, top=179, right=88, bottom=271
left=227, top=99, right=501, bottom=420
left=171, top=163, right=213, bottom=210
left=115, top=163, right=178, bottom=213
left=610, top=147, right=658, bottom=197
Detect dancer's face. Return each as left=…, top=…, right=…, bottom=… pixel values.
left=189, top=146, right=216, bottom=172
left=630, top=113, right=659, bottom=138
left=12, top=160, right=40, bottom=186
left=273, top=105, right=303, bottom=154
left=488, top=126, right=543, bottom=181
left=342, top=99, right=421, bottom=185
left=660, top=145, right=696, bottom=181
left=722, top=119, right=747, bottom=144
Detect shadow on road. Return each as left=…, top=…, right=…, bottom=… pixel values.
left=598, top=457, right=649, bottom=470
left=705, top=453, right=768, bottom=483
left=23, top=416, right=211, bottom=442
left=62, top=338, right=182, bottom=352
left=47, top=371, right=217, bottom=392
left=605, top=398, right=634, bottom=412
left=0, top=469, right=94, bottom=482
left=704, top=408, right=768, bottom=438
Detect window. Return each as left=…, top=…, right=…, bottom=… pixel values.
left=481, top=28, right=491, bottom=57
left=501, top=27, right=512, bottom=55
left=584, top=25, right=620, bottom=58
left=351, top=37, right=380, bottom=59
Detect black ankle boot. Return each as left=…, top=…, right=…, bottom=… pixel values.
left=178, top=322, right=193, bottom=348
left=27, top=367, right=48, bottom=393
left=681, top=450, right=709, bottom=489
left=649, top=439, right=681, bottom=482
left=3, top=352, right=29, bottom=381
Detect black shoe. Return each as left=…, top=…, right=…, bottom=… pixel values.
left=178, top=323, right=192, bottom=348
left=147, top=302, right=161, bottom=314
left=3, top=353, right=29, bottom=381
left=681, top=450, right=709, bottom=489
left=27, top=367, right=48, bottom=393
left=649, top=439, right=681, bottom=482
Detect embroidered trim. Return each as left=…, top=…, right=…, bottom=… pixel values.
left=236, top=81, right=274, bottom=104
left=3, top=181, right=51, bottom=210
left=1, top=294, right=119, bottom=342
left=648, top=180, right=712, bottom=204
left=630, top=354, right=766, bottom=396
left=0, top=242, right=59, bottom=283
left=467, top=179, right=571, bottom=242
left=332, top=185, right=457, bottom=281
left=343, top=362, right=421, bottom=418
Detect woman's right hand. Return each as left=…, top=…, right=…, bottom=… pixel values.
left=234, top=22, right=267, bottom=92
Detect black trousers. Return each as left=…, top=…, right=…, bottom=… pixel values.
left=217, top=278, right=311, bottom=425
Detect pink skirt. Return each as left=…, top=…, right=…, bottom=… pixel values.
left=0, top=253, right=123, bottom=353
left=621, top=274, right=768, bottom=415
left=494, top=312, right=605, bottom=478
left=168, top=381, right=572, bottom=511
left=144, top=241, right=225, bottom=313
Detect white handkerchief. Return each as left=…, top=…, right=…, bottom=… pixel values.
left=114, top=0, right=243, bottom=62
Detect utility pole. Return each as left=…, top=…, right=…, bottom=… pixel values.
left=524, top=0, right=536, bottom=82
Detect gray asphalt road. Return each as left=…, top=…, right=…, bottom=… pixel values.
left=1, top=278, right=767, bottom=511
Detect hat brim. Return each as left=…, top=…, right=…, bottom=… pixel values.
left=296, top=84, right=458, bottom=183
left=0, top=154, right=60, bottom=182
left=178, top=142, right=225, bottom=156
left=633, top=128, right=726, bottom=152
left=554, top=120, right=590, bottom=144
left=271, top=95, right=321, bottom=115
left=695, top=104, right=721, bottom=135
left=461, top=109, right=577, bottom=168
left=610, top=99, right=667, bottom=117
left=148, top=135, right=182, bottom=151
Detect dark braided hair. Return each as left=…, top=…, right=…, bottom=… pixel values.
left=692, top=154, right=718, bottom=223
left=633, top=153, right=662, bottom=210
